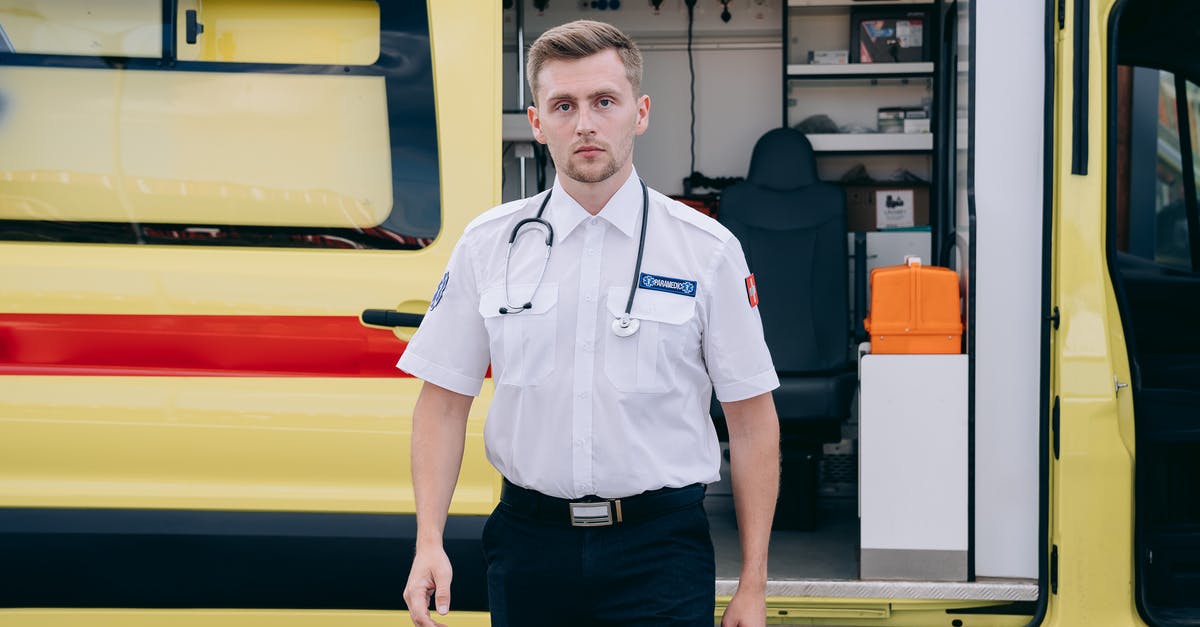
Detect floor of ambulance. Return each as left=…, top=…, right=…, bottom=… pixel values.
left=706, top=493, right=860, bottom=581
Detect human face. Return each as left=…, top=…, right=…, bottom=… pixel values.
left=528, top=49, right=650, bottom=187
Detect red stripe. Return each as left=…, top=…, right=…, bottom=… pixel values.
left=0, top=314, right=412, bottom=377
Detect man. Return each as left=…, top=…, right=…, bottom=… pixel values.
left=400, top=20, right=780, bottom=627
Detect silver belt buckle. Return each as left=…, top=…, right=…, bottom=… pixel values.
left=569, top=501, right=614, bottom=527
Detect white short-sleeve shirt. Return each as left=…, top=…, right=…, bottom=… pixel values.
left=398, top=169, right=779, bottom=499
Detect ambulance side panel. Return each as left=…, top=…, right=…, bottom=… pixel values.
left=0, top=0, right=500, bottom=616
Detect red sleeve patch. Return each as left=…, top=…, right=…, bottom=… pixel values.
left=745, top=274, right=759, bottom=308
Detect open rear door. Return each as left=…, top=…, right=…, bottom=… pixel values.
left=1108, top=1, right=1200, bottom=624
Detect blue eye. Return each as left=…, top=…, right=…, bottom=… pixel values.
left=598, top=98, right=613, bottom=107
left=556, top=103, right=572, bottom=112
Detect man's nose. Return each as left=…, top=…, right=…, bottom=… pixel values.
left=575, top=108, right=596, bottom=135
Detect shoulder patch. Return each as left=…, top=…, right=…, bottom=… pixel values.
left=429, top=272, right=449, bottom=311
left=745, top=274, right=759, bottom=308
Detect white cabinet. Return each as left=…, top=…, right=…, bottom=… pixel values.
left=859, top=353, right=967, bottom=581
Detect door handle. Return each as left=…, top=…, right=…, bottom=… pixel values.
left=361, top=309, right=424, bottom=328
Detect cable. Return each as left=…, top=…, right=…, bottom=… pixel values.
left=534, top=143, right=548, bottom=192
left=685, top=0, right=697, bottom=177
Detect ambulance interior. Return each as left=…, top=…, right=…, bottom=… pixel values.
left=502, top=0, right=1042, bottom=604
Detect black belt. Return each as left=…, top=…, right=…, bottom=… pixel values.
left=500, top=479, right=705, bottom=527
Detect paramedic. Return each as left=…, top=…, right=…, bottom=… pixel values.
left=399, top=19, right=781, bottom=627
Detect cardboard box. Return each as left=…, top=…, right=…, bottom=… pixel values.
left=877, top=108, right=905, bottom=133
left=904, top=117, right=931, bottom=133
left=844, top=183, right=930, bottom=231
left=879, top=106, right=927, bottom=133
left=849, top=7, right=932, bottom=63
left=808, top=50, right=849, bottom=65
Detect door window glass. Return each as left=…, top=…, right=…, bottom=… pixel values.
left=0, top=2, right=161, bottom=58
left=1151, top=72, right=1200, bottom=269
left=0, top=1, right=439, bottom=249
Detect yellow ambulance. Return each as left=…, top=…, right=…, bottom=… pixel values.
left=1, top=1, right=496, bottom=624
left=1, top=0, right=1197, bottom=626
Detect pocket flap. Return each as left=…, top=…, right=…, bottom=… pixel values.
left=480, top=283, right=558, bottom=318
left=606, top=286, right=695, bottom=325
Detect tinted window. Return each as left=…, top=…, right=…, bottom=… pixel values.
left=1150, top=72, right=1199, bottom=269
left=0, top=1, right=439, bottom=249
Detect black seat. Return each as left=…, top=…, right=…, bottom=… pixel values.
left=716, top=128, right=856, bottom=529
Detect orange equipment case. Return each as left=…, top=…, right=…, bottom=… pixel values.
left=863, top=257, right=963, bottom=354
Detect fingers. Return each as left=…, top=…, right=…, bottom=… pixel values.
left=404, top=574, right=436, bottom=627
left=405, top=552, right=453, bottom=627
left=433, top=563, right=453, bottom=616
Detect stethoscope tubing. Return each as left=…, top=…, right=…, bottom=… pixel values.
left=500, top=181, right=649, bottom=335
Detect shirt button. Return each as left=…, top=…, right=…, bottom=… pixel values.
left=584, top=295, right=594, bottom=302
left=586, top=248, right=596, bottom=255
left=574, top=439, right=584, bottom=448
left=577, top=391, right=589, bottom=399
left=581, top=341, right=592, bottom=352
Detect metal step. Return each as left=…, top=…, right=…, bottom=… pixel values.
left=715, top=577, right=1039, bottom=601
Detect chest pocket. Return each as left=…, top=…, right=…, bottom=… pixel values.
left=603, top=286, right=698, bottom=394
left=479, top=283, right=558, bottom=386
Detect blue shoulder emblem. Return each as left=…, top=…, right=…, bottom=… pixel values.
left=429, top=272, right=449, bottom=311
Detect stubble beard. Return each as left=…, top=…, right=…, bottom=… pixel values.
left=563, top=154, right=621, bottom=183
left=560, top=134, right=634, bottom=184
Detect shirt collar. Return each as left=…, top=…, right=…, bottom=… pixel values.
left=546, top=168, right=642, bottom=241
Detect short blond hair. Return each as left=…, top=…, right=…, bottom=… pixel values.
left=526, top=20, right=642, bottom=106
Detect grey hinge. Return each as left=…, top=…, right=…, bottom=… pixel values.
left=1047, top=306, right=1061, bottom=330
left=1050, top=544, right=1059, bottom=594
left=1052, top=396, right=1061, bottom=460
left=1058, top=0, right=1067, bottom=29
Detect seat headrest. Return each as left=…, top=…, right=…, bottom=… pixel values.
left=745, top=128, right=819, bottom=191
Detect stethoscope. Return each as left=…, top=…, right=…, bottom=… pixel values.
left=499, top=179, right=649, bottom=338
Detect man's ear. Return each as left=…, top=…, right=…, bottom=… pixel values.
left=527, top=105, right=548, bottom=145
left=634, top=94, right=651, bottom=136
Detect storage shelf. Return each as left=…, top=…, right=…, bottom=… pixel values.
left=784, top=0, right=938, bottom=158
left=788, top=0, right=928, bottom=5
left=787, top=62, right=934, bottom=79
left=806, top=133, right=933, bottom=152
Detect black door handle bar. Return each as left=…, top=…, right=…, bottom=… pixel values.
left=361, top=309, right=424, bottom=328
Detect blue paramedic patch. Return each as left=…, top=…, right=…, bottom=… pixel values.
left=429, top=272, right=449, bottom=311
left=639, top=272, right=697, bottom=297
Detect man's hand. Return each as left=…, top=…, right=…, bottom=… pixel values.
left=720, top=391, right=780, bottom=627
left=406, top=382, right=473, bottom=627
left=721, top=587, right=767, bottom=626
left=404, top=544, right=454, bottom=627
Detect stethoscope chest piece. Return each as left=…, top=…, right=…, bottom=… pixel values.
left=611, top=316, right=640, bottom=337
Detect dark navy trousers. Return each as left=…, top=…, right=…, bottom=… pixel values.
left=481, top=498, right=716, bottom=626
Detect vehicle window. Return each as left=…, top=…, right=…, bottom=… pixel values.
left=0, top=2, right=161, bottom=58
left=0, top=1, right=439, bottom=249
left=1149, top=71, right=1199, bottom=269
